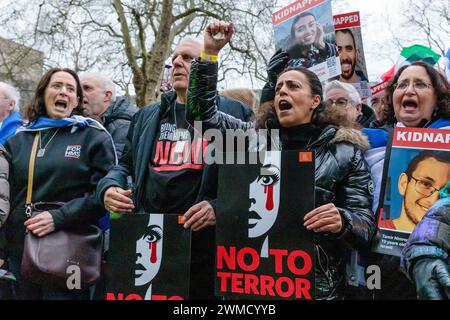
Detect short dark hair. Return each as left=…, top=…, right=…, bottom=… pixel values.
left=382, top=61, right=450, bottom=126
left=405, top=150, right=450, bottom=179
left=336, top=29, right=356, bottom=48
left=25, top=67, right=83, bottom=123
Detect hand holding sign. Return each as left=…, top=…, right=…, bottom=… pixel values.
left=183, top=200, right=216, bottom=231
left=204, top=21, right=235, bottom=56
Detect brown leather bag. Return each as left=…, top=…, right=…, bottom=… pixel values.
left=20, top=132, right=103, bottom=289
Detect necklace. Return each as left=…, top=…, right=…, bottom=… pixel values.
left=37, top=128, right=60, bottom=158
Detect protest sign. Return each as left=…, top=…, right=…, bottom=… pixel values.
left=106, top=213, right=191, bottom=300
left=215, top=150, right=315, bottom=299
left=367, top=80, right=389, bottom=119
left=373, top=127, right=450, bottom=256
left=333, top=11, right=370, bottom=99
left=273, top=0, right=341, bottom=82
left=370, top=80, right=389, bottom=97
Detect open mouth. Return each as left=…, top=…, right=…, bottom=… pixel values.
left=55, top=99, right=68, bottom=109
left=402, top=99, right=418, bottom=110
left=341, top=62, right=353, bottom=72
left=278, top=100, right=293, bottom=111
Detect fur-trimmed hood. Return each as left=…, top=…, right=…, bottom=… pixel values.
left=314, top=103, right=371, bottom=150
left=329, top=127, right=371, bottom=151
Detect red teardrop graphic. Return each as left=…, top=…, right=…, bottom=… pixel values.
left=149, top=242, right=158, bottom=263
left=264, top=185, right=274, bottom=211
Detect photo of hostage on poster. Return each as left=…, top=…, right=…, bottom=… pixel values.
left=333, top=11, right=371, bottom=99
left=273, top=0, right=341, bottom=82
left=369, top=80, right=389, bottom=123
left=215, top=151, right=315, bottom=300
left=373, top=127, right=450, bottom=256
left=106, top=213, right=191, bottom=300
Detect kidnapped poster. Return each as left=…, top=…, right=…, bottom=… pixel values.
left=373, top=127, right=450, bottom=256
left=106, top=213, right=191, bottom=300
left=215, top=151, right=316, bottom=300
left=273, top=0, right=341, bottom=82
left=333, top=11, right=371, bottom=99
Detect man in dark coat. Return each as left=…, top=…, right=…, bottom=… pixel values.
left=97, top=37, right=251, bottom=299
left=81, top=73, right=138, bottom=158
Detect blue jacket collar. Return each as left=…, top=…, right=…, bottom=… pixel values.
left=0, top=112, right=23, bottom=144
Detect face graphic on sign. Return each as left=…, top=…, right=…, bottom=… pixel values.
left=248, top=151, right=281, bottom=238
left=135, top=214, right=164, bottom=287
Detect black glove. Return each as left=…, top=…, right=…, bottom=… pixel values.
left=267, top=49, right=291, bottom=84
left=412, top=258, right=450, bottom=300
left=260, top=49, right=290, bottom=104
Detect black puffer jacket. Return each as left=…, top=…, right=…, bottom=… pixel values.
left=187, top=59, right=376, bottom=299
left=101, top=97, right=138, bottom=158
left=303, top=126, right=375, bottom=299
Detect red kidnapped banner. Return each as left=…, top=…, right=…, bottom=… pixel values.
left=333, top=11, right=360, bottom=29
left=371, top=80, right=389, bottom=96
left=272, top=0, right=324, bottom=26
left=393, top=127, right=450, bottom=150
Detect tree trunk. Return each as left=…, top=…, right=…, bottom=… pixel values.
left=139, top=0, right=174, bottom=106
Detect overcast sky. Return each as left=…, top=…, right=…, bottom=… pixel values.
left=277, top=0, right=449, bottom=83
left=333, top=0, right=407, bottom=81
left=230, top=0, right=449, bottom=88
left=1, top=0, right=448, bottom=90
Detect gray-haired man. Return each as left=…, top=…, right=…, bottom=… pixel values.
left=81, top=73, right=137, bottom=157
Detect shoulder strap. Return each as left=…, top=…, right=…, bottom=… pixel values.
left=25, top=132, right=40, bottom=218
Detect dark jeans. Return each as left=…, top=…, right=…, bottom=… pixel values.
left=8, top=255, right=90, bottom=300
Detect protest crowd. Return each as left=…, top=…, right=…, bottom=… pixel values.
left=0, top=1, right=449, bottom=301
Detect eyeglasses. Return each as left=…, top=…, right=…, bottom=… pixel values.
left=409, top=176, right=442, bottom=197
left=324, top=97, right=350, bottom=108
left=394, top=79, right=433, bottom=91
